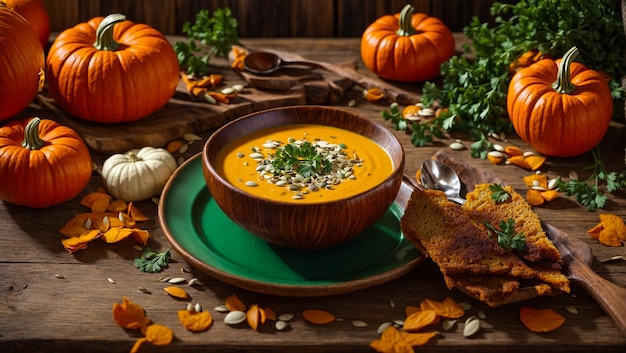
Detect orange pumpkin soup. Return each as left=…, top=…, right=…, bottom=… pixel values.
left=214, top=124, right=394, bottom=203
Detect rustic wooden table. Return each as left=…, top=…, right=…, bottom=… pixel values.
left=1, top=37, right=625, bottom=353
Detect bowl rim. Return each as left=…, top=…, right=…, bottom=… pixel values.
left=202, top=105, right=405, bottom=206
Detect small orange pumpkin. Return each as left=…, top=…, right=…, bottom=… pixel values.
left=0, top=4, right=44, bottom=121
left=0, top=117, right=93, bottom=208
left=507, top=46, right=613, bottom=157
left=0, top=0, right=50, bottom=48
left=46, top=14, right=180, bottom=123
left=361, top=4, right=455, bottom=82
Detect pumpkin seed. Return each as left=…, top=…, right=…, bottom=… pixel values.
left=203, top=93, right=217, bottom=104
left=566, top=306, right=578, bottom=314
left=418, top=108, right=436, bottom=117
left=389, top=299, right=395, bottom=308
left=224, top=310, right=247, bottom=325
left=275, top=320, right=289, bottom=331
left=133, top=245, right=144, bottom=251
left=195, top=302, right=203, bottom=313
left=137, top=287, right=150, bottom=294
left=463, top=317, right=481, bottom=337
left=352, top=320, right=368, bottom=328
left=523, top=151, right=539, bottom=157
left=548, top=178, right=558, bottom=190
left=531, top=186, right=547, bottom=191
left=377, top=321, right=393, bottom=334
left=187, top=303, right=194, bottom=312
left=493, top=144, right=505, bottom=152
left=214, top=305, right=229, bottom=313
left=278, top=313, right=294, bottom=321
left=183, top=133, right=202, bottom=142
left=245, top=181, right=258, bottom=187
left=232, top=84, right=244, bottom=92
left=600, top=255, right=625, bottom=262
left=393, top=319, right=405, bottom=326
left=107, top=277, right=115, bottom=284
left=449, top=141, right=465, bottom=151
left=151, top=197, right=160, bottom=205
left=487, top=150, right=504, bottom=158
left=84, top=218, right=92, bottom=230
left=178, top=143, right=189, bottom=154
left=249, top=152, right=264, bottom=159
left=102, top=215, right=110, bottom=228
left=477, top=310, right=486, bottom=319
left=348, top=99, right=356, bottom=107
left=221, top=87, right=235, bottom=95
left=54, top=274, right=65, bottom=279
left=569, top=170, right=579, bottom=180
left=188, top=278, right=198, bottom=286
left=168, top=277, right=186, bottom=284
left=442, top=319, right=456, bottom=331
left=159, top=277, right=170, bottom=282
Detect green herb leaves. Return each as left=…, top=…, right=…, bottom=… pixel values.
left=489, top=183, right=511, bottom=203
left=174, top=8, right=239, bottom=77
left=557, top=147, right=626, bottom=211
left=485, top=219, right=526, bottom=251
left=135, top=248, right=172, bottom=273
left=272, top=141, right=332, bottom=178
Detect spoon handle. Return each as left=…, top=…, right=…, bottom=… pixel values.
left=569, top=258, right=626, bottom=337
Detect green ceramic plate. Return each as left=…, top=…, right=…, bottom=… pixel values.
left=159, top=153, right=423, bottom=296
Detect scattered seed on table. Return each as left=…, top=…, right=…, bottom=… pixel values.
left=187, top=303, right=194, bottom=312
left=224, top=310, right=247, bottom=325
left=133, top=245, right=143, bottom=251
left=195, top=302, right=203, bottom=313
left=214, top=305, right=229, bottom=313
left=275, top=320, right=289, bottom=331
left=278, top=313, right=294, bottom=321
left=463, top=318, right=481, bottom=337
left=389, top=299, right=395, bottom=308
left=158, top=277, right=170, bottom=282
left=478, top=310, right=486, bottom=319
left=449, top=141, right=465, bottom=151
left=377, top=322, right=392, bottom=334
left=566, top=306, right=578, bottom=314
left=442, top=319, right=456, bottom=331
left=459, top=302, right=472, bottom=311
left=54, top=274, right=65, bottom=279
left=168, top=277, right=186, bottom=284
left=107, top=277, right=115, bottom=284
left=352, top=320, right=368, bottom=328
left=137, top=287, right=150, bottom=294
left=188, top=278, right=198, bottom=286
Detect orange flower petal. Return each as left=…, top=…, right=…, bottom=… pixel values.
left=112, top=297, right=150, bottom=330
left=101, top=227, right=134, bottom=243
left=587, top=223, right=603, bottom=239
left=81, top=192, right=111, bottom=208
left=540, top=189, right=559, bottom=201
left=129, top=202, right=150, bottom=221
left=526, top=189, right=545, bottom=206
left=598, top=228, right=623, bottom=247
left=363, top=88, right=384, bottom=102
left=523, top=174, right=548, bottom=189
left=519, top=307, right=565, bottom=332
left=507, top=155, right=532, bottom=170
left=225, top=293, right=246, bottom=312
left=405, top=305, right=421, bottom=317
left=302, top=309, right=336, bottom=325
left=403, top=310, right=439, bottom=332
left=163, top=286, right=189, bottom=299
left=525, top=155, right=547, bottom=171
left=142, top=323, right=174, bottom=346
left=178, top=310, right=213, bottom=332
left=504, top=145, right=523, bottom=157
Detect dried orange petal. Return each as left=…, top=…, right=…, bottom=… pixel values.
left=142, top=323, right=174, bottom=346
left=264, top=307, right=277, bottom=321
left=302, top=309, right=335, bottom=325
left=403, top=310, right=439, bottom=332
left=178, top=310, right=213, bottom=332
left=421, top=297, right=464, bottom=319
left=246, top=304, right=263, bottom=330
left=504, top=145, right=523, bottom=156
left=599, top=214, right=626, bottom=234
left=81, top=192, right=111, bottom=208
left=166, top=140, right=185, bottom=154
left=487, top=154, right=503, bottom=164
left=508, top=155, right=532, bottom=170
left=540, top=189, right=559, bottom=201
left=363, top=87, right=384, bottom=102
left=400, top=330, right=438, bottom=346
left=523, top=174, right=548, bottom=189
left=225, top=293, right=246, bottom=312
left=101, top=227, right=134, bottom=243
left=112, top=296, right=150, bottom=330
left=91, top=196, right=110, bottom=213
left=526, top=189, right=545, bottom=206
left=525, top=155, right=547, bottom=171
left=402, top=105, right=420, bottom=119
left=208, top=91, right=230, bottom=104
left=587, top=223, right=603, bottom=240
left=61, top=229, right=101, bottom=253
left=598, top=228, right=623, bottom=247
left=405, top=305, right=420, bottom=317
left=107, top=199, right=127, bottom=212
left=131, top=229, right=150, bottom=245
left=163, top=286, right=189, bottom=299
left=519, top=307, right=565, bottom=332
left=129, top=202, right=150, bottom=221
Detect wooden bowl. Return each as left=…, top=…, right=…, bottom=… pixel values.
left=202, top=105, right=405, bottom=249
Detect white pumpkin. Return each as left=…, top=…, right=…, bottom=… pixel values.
left=102, top=147, right=178, bottom=201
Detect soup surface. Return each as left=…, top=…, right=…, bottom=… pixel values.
left=214, top=124, right=394, bottom=203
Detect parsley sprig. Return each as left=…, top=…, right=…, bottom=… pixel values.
left=134, top=248, right=172, bottom=273
left=485, top=219, right=526, bottom=251
left=489, top=183, right=511, bottom=203
left=557, top=147, right=626, bottom=211
left=272, top=141, right=332, bottom=178
left=381, top=103, right=446, bottom=147
left=174, top=8, right=239, bottom=77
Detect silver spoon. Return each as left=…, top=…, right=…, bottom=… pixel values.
left=244, top=51, right=324, bottom=75
left=419, top=159, right=465, bottom=204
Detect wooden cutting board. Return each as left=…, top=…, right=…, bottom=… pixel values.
left=36, top=51, right=354, bottom=155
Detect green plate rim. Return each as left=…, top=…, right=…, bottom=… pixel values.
left=158, top=153, right=423, bottom=297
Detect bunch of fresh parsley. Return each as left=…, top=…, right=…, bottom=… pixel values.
left=134, top=248, right=172, bottom=273
left=272, top=142, right=332, bottom=178
left=174, top=7, right=239, bottom=77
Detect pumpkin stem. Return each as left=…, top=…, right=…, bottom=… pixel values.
left=396, top=4, right=417, bottom=37
left=551, top=46, right=579, bottom=94
left=94, top=13, right=126, bottom=51
left=22, top=117, right=45, bottom=150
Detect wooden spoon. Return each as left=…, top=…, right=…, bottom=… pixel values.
left=429, top=149, right=626, bottom=336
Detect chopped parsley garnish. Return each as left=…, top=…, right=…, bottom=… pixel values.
left=485, top=219, right=526, bottom=251
left=134, top=248, right=172, bottom=273
left=489, top=183, right=511, bottom=203
left=271, top=141, right=332, bottom=178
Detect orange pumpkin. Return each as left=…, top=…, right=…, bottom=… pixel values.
left=507, top=46, right=613, bottom=157
left=0, top=4, right=44, bottom=121
left=361, top=4, right=455, bottom=82
left=0, top=0, right=49, bottom=48
left=0, top=117, right=93, bottom=208
left=46, top=14, right=180, bottom=123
